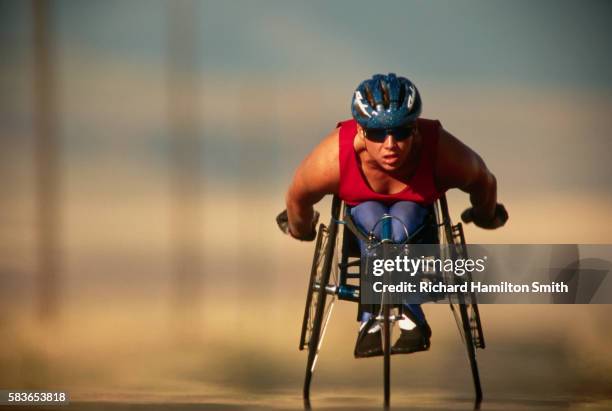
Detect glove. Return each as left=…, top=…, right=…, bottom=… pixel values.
left=461, top=203, right=508, bottom=229
left=276, top=209, right=319, bottom=241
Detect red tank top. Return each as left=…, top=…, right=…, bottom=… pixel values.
left=338, top=118, right=444, bottom=206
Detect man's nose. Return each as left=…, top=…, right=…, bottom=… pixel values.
left=384, top=134, right=397, bottom=147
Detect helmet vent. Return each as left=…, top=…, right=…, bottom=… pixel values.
left=398, top=85, right=406, bottom=108
left=381, top=81, right=390, bottom=109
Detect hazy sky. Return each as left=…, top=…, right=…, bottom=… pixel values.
left=3, top=1, right=611, bottom=86
left=1, top=0, right=611, bottom=194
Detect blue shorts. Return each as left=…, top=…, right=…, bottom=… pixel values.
left=349, top=200, right=438, bottom=324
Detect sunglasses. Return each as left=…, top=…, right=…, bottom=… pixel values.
left=363, top=125, right=415, bottom=142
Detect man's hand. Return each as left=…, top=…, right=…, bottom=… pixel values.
left=276, top=209, right=320, bottom=241
left=461, top=203, right=508, bottom=229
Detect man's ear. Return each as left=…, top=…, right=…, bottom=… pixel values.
left=357, top=125, right=365, bottom=141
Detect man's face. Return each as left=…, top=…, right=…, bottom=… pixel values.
left=362, top=125, right=416, bottom=172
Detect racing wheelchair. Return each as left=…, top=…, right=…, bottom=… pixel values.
left=299, top=194, right=485, bottom=407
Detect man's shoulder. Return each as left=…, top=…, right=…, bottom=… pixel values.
left=293, top=126, right=341, bottom=195
left=336, top=118, right=357, bottom=128
left=417, top=118, right=442, bottom=130
left=308, top=126, right=340, bottom=166
left=336, top=118, right=357, bottom=131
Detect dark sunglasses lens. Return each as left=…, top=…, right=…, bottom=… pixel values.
left=365, top=129, right=386, bottom=141
left=393, top=126, right=414, bottom=140
left=364, top=126, right=414, bottom=141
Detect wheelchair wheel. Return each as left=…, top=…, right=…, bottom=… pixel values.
left=300, top=218, right=341, bottom=400
left=436, top=195, right=484, bottom=402
left=300, top=223, right=335, bottom=350
left=443, top=221, right=486, bottom=350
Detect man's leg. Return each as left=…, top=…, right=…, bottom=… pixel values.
left=349, top=201, right=388, bottom=357
left=350, top=200, right=388, bottom=240
left=350, top=200, right=431, bottom=324
left=388, top=201, right=431, bottom=325
left=349, top=201, right=388, bottom=323
left=350, top=200, right=433, bottom=356
left=387, top=201, right=433, bottom=353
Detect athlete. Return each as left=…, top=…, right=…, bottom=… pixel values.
left=278, top=73, right=508, bottom=357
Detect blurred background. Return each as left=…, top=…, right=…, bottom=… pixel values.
left=1, top=0, right=611, bottom=409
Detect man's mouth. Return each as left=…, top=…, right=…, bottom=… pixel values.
left=382, top=153, right=400, bottom=165
left=383, top=153, right=399, bottom=160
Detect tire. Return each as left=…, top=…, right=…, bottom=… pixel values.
left=436, top=195, right=484, bottom=402
left=300, top=219, right=340, bottom=400
left=299, top=223, right=330, bottom=351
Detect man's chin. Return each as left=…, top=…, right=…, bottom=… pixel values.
left=379, top=161, right=401, bottom=171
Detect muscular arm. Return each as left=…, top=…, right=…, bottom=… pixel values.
left=435, top=128, right=498, bottom=223
left=285, top=129, right=340, bottom=239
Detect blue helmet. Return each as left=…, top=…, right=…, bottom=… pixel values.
left=351, top=73, right=422, bottom=129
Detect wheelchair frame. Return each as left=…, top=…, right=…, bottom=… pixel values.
left=299, top=194, right=485, bottom=407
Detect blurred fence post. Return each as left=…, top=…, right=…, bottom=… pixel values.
left=165, top=1, right=204, bottom=327
left=32, top=0, right=62, bottom=322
